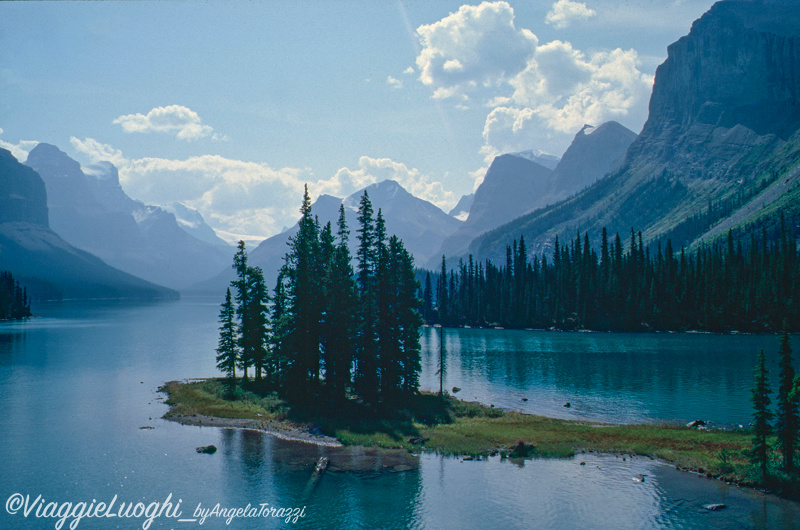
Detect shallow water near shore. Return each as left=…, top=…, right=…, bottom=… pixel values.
left=0, top=298, right=797, bottom=528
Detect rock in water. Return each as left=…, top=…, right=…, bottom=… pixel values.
left=314, top=457, right=329, bottom=475
left=196, top=445, right=217, bottom=454
left=703, top=503, right=726, bottom=511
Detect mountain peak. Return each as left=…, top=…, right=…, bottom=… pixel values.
left=26, top=143, right=83, bottom=176
left=509, top=150, right=560, bottom=170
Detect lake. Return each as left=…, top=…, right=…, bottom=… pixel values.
left=0, top=298, right=797, bottom=529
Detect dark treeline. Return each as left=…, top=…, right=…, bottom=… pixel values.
left=749, top=331, right=800, bottom=490
left=423, top=220, right=800, bottom=332
left=216, top=188, right=422, bottom=408
left=0, top=271, right=31, bottom=320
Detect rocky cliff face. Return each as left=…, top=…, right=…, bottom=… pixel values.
left=432, top=154, right=554, bottom=262
left=25, top=144, right=232, bottom=291
left=547, top=121, right=637, bottom=203
left=0, top=148, right=48, bottom=226
left=470, top=0, right=800, bottom=262
left=626, top=0, right=800, bottom=177
left=0, top=148, right=176, bottom=300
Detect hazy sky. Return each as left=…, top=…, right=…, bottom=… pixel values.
left=0, top=0, right=718, bottom=242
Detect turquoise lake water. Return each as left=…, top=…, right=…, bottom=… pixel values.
left=0, top=298, right=797, bottom=529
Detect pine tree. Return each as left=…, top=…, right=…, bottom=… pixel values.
left=776, top=329, right=798, bottom=473
left=750, top=349, right=774, bottom=479
left=437, top=256, right=448, bottom=324
left=320, top=205, right=357, bottom=402
left=283, top=186, right=322, bottom=403
left=244, top=266, right=270, bottom=381
left=423, top=272, right=434, bottom=324
left=231, top=240, right=252, bottom=379
left=271, top=269, right=291, bottom=387
left=354, top=191, right=379, bottom=404
left=216, top=287, right=238, bottom=382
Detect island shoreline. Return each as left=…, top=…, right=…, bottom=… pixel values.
left=159, top=378, right=799, bottom=499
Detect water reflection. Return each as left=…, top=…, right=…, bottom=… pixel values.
left=421, top=327, right=786, bottom=426
left=1, top=300, right=798, bottom=529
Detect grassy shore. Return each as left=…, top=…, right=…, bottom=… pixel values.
left=159, top=378, right=766, bottom=483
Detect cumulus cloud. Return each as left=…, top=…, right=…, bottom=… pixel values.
left=481, top=44, right=652, bottom=160
left=0, top=128, right=39, bottom=162
left=112, top=105, right=215, bottom=141
left=70, top=136, right=313, bottom=237
left=545, top=0, right=596, bottom=29
left=70, top=136, right=128, bottom=167
left=415, top=1, right=538, bottom=101
left=413, top=1, right=652, bottom=161
left=68, top=138, right=456, bottom=239
left=322, top=156, right=456, bottom=212
left=387, top=76, right=403, bottom=89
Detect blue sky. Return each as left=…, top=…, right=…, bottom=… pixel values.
left=1, top=0, right=718, bottom=242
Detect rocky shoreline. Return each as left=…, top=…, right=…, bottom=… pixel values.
left=164, top=413, right=343, bottom=447
left=164, top=413, right=421, bottom=473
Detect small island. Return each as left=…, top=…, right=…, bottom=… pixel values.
left=165, top=189, right=800, bottom=499
left=161, top=377, right=755, bottom=482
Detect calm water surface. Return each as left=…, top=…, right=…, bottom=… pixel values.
left=0, top=298, right=797, bottom=529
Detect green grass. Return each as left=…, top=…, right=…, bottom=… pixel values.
left=161, top=379, right=755, bottom=482
left=160, top=379, right=289, bottom=421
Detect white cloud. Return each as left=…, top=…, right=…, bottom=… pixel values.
left=68, top=138, right=457, bottom=238
left=70, top=136, right=128, bottom=167
left=403, top=67, right=415, bottom=75
left=546, top=0, right=596, bottom=29
left=70, top=137, right=313, bottom=237
left=387, top=76, right=403, bottom=89
left=480, top=44, right=652, bottom=160
left=414, top=1, right=651, bottom=164
left=112, top=105, right=215, bottom=141
left=0, top=128, right=38, bottom=162
left=415, top=1, right=538, bottom=101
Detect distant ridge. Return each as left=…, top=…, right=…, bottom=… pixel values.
left=25, top=144, right=231, bottom=291
left=189, top=179, right=461, bottom=294
left=0, top=148, right=177, bottom=301
left=469, top=0, right=800, bottom=262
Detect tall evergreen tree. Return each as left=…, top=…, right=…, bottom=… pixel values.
left=283, top=186, right=322, bottom=403
left=750, top=349, right=774, bottom=479
left=215, top=287, right=238, bottom=382
left=776, top=329, right=799, bottom=473
left=320, top=205, right=357, bottom=402
left=423, top=272, right=434, bottom=324
left=231, top=240, right=253, bottom=379
left=244, top=266, right=270, bottom=381
left=354, top=191, right=379, bottom=403
left=438, top=256, right=448, bottom=324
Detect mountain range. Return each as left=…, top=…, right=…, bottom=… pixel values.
left=25, top=144, right=231, bottom=291
left=0, top=148, right=176, bottom=300
left=431, top=120, right=636, bottom=266
left=5, top=0, right=799, bottom=299
left=468, top=0, right=800, bottom=264
left=192, top=179, right=462, bottom=293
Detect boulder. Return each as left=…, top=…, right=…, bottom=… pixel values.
left=196, top=445, right=217, bottom=454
